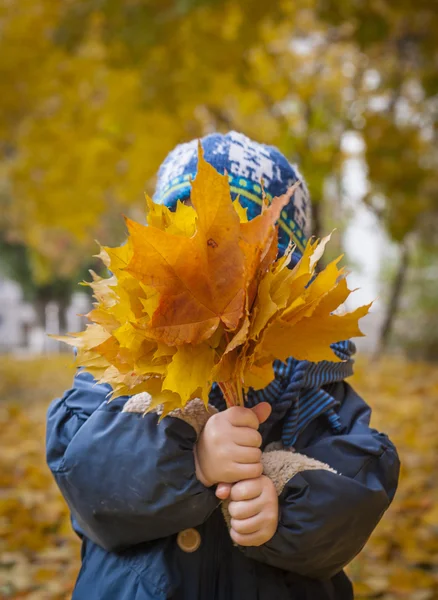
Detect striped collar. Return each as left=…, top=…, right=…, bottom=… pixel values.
left=209, top=341, right=356, bottom=447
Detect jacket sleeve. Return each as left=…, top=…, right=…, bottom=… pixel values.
left=240, top=382, right=400, bottom=580
left=46, top=370, right=219, bottom=552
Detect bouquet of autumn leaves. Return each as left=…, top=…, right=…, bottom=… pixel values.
left=59, top=146, right=370, bottom=414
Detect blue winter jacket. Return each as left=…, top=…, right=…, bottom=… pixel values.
left=46, top=370, right=399, bottom=600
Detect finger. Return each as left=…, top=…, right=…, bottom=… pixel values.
left=231, top=462, right=264, bottom=482
left=231, top=445, right=262, bottom=464
left=228, top=497, right=263, bottom=520
left=232, top=427, right=262, bottom=449
left=230, top=477, right=263, bottom=501
left=231, top=513, right=264, bottom=535
left=251, top=402, right=272, bottom=425
left=225, top=407, right=260, bottom=429
left=215, top=482, right=232, bottom=500
left=230, top=529, right=267, bottom=547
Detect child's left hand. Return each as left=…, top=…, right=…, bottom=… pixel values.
left=227, top=475, right=278, bottom=547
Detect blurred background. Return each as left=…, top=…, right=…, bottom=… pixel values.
left=0, top=1, right=437, bottom=598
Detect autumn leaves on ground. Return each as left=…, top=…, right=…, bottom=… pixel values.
left=1, top=356, right=437, bottom=599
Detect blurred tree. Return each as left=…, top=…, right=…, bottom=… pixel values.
left=318, top=0, right=438, bottom=355
left=0, top=239, right=99, bottom=331
left=52, top=1, right=357, bottom=237
left=393, top=237, right=438, bottom=361
left=363, top=117, right=437, bottom=356
left=1, top=0, right=437, bottom=355
left=0, top=0, right=352, bottom=263
left=0, top=0, right=191, bottom=286
left=317, top=0, right=438, bottom=98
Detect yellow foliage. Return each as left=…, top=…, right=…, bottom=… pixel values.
left=0, top=356, right=78, bottom=599
left=0, top=0, right=358, bottom=284
left=57, top=148, right=370, bottom=411
left=346, top=359, right=438, bottom=599
left=1, top=356, right=438, bottom=599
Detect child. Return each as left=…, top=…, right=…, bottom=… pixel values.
left=46, top=132, right=399, bottom=600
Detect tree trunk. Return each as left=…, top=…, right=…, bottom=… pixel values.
left=57, top=297, right=71, bottom=353
left=374, top=239, right=411, bottom=359
left=34, top=297, right=48, bottom=330
left=58, top=298, right=69, bottom=335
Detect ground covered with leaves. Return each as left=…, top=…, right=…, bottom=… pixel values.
left=0, top=355, right=437, bottom=599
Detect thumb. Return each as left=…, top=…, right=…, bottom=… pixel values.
left=215, top=482, right=232, bottom=500
left=251, top=402, right=272, bottom=425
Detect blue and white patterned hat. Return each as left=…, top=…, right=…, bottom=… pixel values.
left=153, top=131, right=312, bottom=255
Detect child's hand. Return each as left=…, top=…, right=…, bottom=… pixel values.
left=194, top=403, right=271, bottom=488
left=228, top=475, right=278, bottom=547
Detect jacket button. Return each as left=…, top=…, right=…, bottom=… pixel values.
left=177, top=528, right=201, bottom=553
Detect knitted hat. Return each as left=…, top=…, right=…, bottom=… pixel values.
left=153, top=131, right=312, bottom=255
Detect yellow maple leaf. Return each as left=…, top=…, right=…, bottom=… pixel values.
left=56, top=143, right=371, bottom=409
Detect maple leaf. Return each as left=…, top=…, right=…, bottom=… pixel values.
left=123, top=145, right=247, bottom=346
left=57, top=144, right=371, bottom=409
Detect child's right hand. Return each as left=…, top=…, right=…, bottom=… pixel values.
left=194, top=403, right=271, bottom=488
